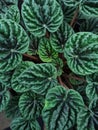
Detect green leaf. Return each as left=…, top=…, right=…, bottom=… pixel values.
left=77, top=98, right=98, bottom=130
left=22, top=0, right=63, bottom=37
left=12, top=62, right=58, bottom=95
left=0, top=71, right=13, bottom=88
left=64, top=32, right=98, bottom=75
left=5, top=5, right=20, bottom=23
left=0, top=19, right=29, bottom=72
left=0, top=83, right=10, bottom=112
left=57, top=0, right=83, bottom=7
left=51, top=58, right=63, bottom=76
left=42, top=86, right=84, bottom=130
left=27, top=34, right=39, bottom=55
left=38, top=37, right=58, bottom=62
left=79, top=17, right=98, bottom=35
left=10, top=116, right=41, bottom=130
left=5, top=96, right=21, bottom=119
left=81, top=1, right=98, bottom=17
left=86, top=73, right=98, bottom=100
left=19, top=92, right=44, bottom=120
left=11, top=61, right=35, bottom=93
left=51, top=21, right=74, bottom=53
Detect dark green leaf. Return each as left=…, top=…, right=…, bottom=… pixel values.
left=22, top=0, right=63, bottom=37
left=19, top=92, right=44, bottom=120
left=0, top=83, right=10, bottom=112
left=42, top=86, right=84, bottom=130
left=0, top=19, right=29, bottom=72
left=86, top=73, right=98, bottom=100
left=12, top=62, right=58, bottom=95
left=77, top=98, right=98, bottom=130
left=5, top=96, right=21, bottom=119
left=51, top=21, right=74, bottom=53
left=11, top=61, right=35, bottom=92
left=64, top=32, right=98, bottom=75
left=10, top=116, right=41, bottom=130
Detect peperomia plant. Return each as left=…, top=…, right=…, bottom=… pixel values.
left=1, top=0, right=98, bottom=130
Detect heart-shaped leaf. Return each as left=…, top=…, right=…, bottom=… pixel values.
left=10, top=116, right=41, bottom=130
left=51, top=21, right=74, bottom=53
left=38, top=37, right=58, bottom=62
left=77, top=98, right=98, bottom=130
left=42, top=86, right=84, bottom=130
left=12, top=62, right=58, bottom=95
left=19, top=92, right=44, bottom=120
left=22, top=0, right=63, bottom=37
left=64, top=32, right=98, bottom=75
left=0, top=19, right=29, bottom=72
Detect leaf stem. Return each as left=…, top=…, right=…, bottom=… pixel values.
left=58, top=76, right=69, bottom=89
left=70, top=6, right=79, bottom=27
left=23, top=53, right=41, bottom=63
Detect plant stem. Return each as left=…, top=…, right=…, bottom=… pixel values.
left=23, top=53, right=41, bottom=62
left=58, top=76, right=69, bottom=89
left=70, top=6, right=79, bottom=27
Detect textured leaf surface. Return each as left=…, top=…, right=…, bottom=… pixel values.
left=19, top=92, right=44, bottom=120
left=51, top=21, right=74, bottom=53
left=22, top=0, right=63, bottom=37
left=5, top=96, right=20, bottom=119
left=77, top=98, right=98, bottom=130
left=12, top=62, right=58, bottom=95
left=11, top=61, right=35, bottom=92
left=10, top=116, right=41, bottom=130
left=38, top=37, right=58, bottom=62
left=0, top=19, right=29, bottom=72
left=5, top=5, right=20, bottom=23
left=64, top=32, right=98, bottom=75
left=81, top=1, right=98, bottom=17
left=28, top=35, right=39, bottom=55
left=51, top=58, right=63, bottom=76
left=79, top=17, right=98, bottom=34
left=0, top=71, right=13, bottom=87
left=57, top=0, right=83, bottom=7
left=0, top=83, right=10, bottom=112
left=86, top=73, right=98, bottom=100
left=42, top=86, right=84, bottom=130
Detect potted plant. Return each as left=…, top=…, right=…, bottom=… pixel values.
left=0, top=0, right=98, bottom=130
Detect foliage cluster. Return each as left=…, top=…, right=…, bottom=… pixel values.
left=0, top=0, right=98, bottom=130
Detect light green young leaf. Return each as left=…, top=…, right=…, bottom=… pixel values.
left=64, top=32, right=98, bottom=75
left=22, top=0, right=63, bottom=37
left=38, top=37, right=58, bottom=62
left=42, top=86, right=84, bottom=130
